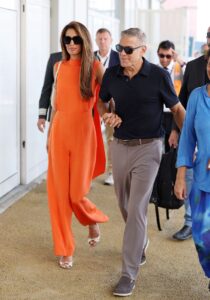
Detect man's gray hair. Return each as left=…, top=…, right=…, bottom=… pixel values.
left=121, top=28, right=146, bottom=45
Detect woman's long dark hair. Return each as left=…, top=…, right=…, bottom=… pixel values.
left=60, top=21, right=94, bottom=100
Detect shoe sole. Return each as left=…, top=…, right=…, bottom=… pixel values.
left=172, top=234, right=192, bottom=241
left=113, top=285, right=135, bottom=297
left=140, top=259, right=146, bottom=266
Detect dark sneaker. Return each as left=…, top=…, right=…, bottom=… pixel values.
left=113, top=276, right=135, bottom=297
left=172, top=225, right=192, bottom=240
left=140, top=239, right=149, bottom=266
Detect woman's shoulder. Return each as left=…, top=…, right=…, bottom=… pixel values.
left=189, top=86, right=204, bottom=100
left=188, top=86, right=204, bottom=108
left=53, top=60, right=62, bottom=75
left=93, top=59, right=101, bottom=69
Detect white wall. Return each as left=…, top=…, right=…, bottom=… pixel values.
left=51, top=0, right=88, bottom=52
left=136, top=6, right=191, bottom=63
left=88, top=9, right=120, bottom=50
left=21, top=0, right=50, bottom=184
left=0, top=0, right=20, bottom=197
left=124, top=0, right=137, bottom=28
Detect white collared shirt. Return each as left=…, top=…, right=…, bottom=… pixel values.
left=158, top=61, right=175, bottom=112
left=96, top=49, right=111, bottom=69
left=158, top=60, right=175, bottom=82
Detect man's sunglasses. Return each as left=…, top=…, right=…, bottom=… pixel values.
left=115, top=44, right=143, bottom=55
left=207, top=32, right=210, bottom=38
left=158, top=53, right=172, bottom=59
left=63, top=35, right=83, bottom=45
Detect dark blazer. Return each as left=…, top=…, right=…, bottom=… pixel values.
left=179, top=55, right=207, bottom=108
left=38, top=51, right=62, bottom=120
left=94, top=49, right=120, bottom=68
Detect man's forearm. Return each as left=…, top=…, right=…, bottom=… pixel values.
left=173, top=109, right=185, bottom=130
left=171, top=103, right=185, bottom=130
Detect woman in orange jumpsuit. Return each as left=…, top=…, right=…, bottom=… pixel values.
left=47, top=21, right=109, bottom=269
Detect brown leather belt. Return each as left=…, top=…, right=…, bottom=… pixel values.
left=115, top=138, right=159, bottom=146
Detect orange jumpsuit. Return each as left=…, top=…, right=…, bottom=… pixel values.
left=47, top=59, right=108, bottom=256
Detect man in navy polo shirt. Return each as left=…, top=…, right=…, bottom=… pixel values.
left=98, top=28, right=185, bottom=297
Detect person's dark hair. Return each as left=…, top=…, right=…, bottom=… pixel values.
left=60, top=21, right=94, bottom=100
left=96, top=28, right=111, bottom=36
left=157, top=40, right=175, bottom=52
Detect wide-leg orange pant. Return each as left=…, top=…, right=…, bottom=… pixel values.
left=47, top=111, right=108, bottom=256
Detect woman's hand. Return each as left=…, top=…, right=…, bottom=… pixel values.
left=174, top=166, right=187, bottom=200
left=174, top=177, right=187, bottom=200
left=102, top=112, right=122, bottom=128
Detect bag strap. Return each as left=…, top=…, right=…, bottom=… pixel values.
left=169, top=146, right=176, bottom=153
left=54, top=61, right=62, bottom=83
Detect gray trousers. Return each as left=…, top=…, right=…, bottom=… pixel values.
left=110, top=138, right=162, bottom=280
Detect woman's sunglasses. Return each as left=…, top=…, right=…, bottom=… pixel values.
left=115, top=44, right=143, bottom=55
left=158, top=53, right=172, bottom=59
left=63, top=35, right=83, bottom=45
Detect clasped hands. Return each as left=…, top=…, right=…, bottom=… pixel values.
left=102, top=112, right=122, bottom=128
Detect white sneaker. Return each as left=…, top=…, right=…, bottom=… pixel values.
left=104, top=173, right=114, bottom=185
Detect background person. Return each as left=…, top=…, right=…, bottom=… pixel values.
left=157, top=39, right=185, bottom=152
left=37, top=51, right=62, bottom=132
left=47, top=21, right=108, bottom=269
left=157, top=40, right=193, bottom=241
left=95, top=28, right=120, bottom=186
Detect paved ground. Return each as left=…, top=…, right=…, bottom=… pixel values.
left=0, top=176, right=209, bottom=300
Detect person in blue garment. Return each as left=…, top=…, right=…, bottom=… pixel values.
left=175, top=49, right=210, bottom=290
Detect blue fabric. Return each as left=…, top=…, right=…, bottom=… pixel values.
left=176, top=85, right=210, bottom=192
left=184, top=168, right=193, bottom=226
left=190, top=184, right=210, bottom=278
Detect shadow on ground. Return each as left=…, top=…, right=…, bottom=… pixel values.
left=0, top=176, right=209, bottom=300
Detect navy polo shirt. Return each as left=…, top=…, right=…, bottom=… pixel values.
left=99, top=58, right=179, bottom=139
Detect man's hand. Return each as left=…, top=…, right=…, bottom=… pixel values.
left=168, top=129, right=179, bottom=148
left=37, top=118, right=46, bottom=132
left=172, top=49, right=185, bottom=66
left=102, top=112, right=122, bottom=128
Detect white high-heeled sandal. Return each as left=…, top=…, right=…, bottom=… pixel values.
left=88, top=224, right=100, bottom=247
left=58, top=256, right=73, bottom=269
